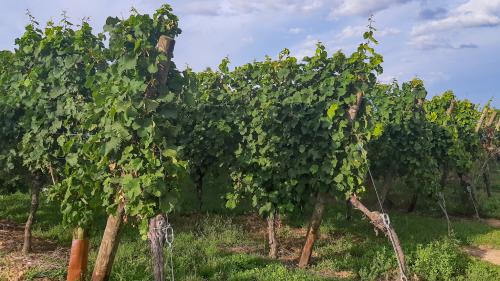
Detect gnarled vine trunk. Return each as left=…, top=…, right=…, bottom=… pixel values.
left=406, top=192, right=418, bottom=213
left=91, top=202, right=125, bottom=281
left=298, top=192, right=326, bottom=268
left=195, top=168, right=204, bottom=212
left=349, top=195, right=407, bottom=278
left=22, top=173, right=42, bottom=255
left=267, top=211, right=279, bottom=259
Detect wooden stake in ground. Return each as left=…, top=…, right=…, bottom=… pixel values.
left=298, top=92, right=363, bottom=268
left=145, top=35, right=175, bottom=281
left=67, top=227, right=90, bottom=281
left=92, top=36, right=175, bottom=281
left=475, top=107, right=488, bottom=133
left=485, top=111, right=497, bottom=128
left=92, top=202, right=125, bottom=281
left=22, top=173, right=42, bottom=255
left=148, top=214, right=167, bottom=281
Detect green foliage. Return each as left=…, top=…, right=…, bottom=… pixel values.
left=178, top=66, right=239, bottom=198
left=358, top=247, right=395, bottom=281
left=425, top=91, right=482, bottom=175
left=411, top=239, right=468, bottom=281
left=368, top=79, right=441, bottom=197
left=228, top=32, right=383, bottom=219
left=58, top=5, right=187, bottom=234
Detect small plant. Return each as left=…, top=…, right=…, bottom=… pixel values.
left=358, top=247, right=395, bottom=281
left=411, top=239, right=467, bottom=281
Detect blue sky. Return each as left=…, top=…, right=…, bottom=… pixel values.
left=0, top=0, right=498, bottom=106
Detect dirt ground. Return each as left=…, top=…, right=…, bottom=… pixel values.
left=463, top=245, right=500, bottom=266
left=1, top=216, right=499, bottom=280
left=0, top=220, right=68, bottom=281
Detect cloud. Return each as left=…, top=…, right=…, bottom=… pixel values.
left=241, top=36, right=254, bottom=43
left=409, top=34, right=479, bottom=50
left=288, top=27, right=303, bottom=34
left=412, top=0, right=500, bottom=35
left=338, top=25, right=400, bottom=40
left=220, top=0, right=325, bottom=16
left=330, top=0, right=412, bottom=18
left=418, top=7, right=447, bottom=20
left=180, top=1, right=223, bottom=16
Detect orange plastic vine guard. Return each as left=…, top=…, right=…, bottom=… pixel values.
left=66, top=238, right=89, bottom=281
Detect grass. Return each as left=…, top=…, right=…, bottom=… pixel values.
left=1, top=170, right=499, bottom=281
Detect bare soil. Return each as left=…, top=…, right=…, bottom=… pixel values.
left=0, top=220, right=68, bottom=281
left=463, top=245, right=500, bottom=265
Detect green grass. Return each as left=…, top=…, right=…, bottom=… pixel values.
left=1, top=177, right=500, bottom=281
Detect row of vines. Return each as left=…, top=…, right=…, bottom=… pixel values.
left=0, top=5, right=498, bottom=281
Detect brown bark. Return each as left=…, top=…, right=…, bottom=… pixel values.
left=22, top=173, right=42, bottom=255
left=144, top=36, right=175, bottom=99
left=298, top=192, right=326, bottom=268
left=483, top=171, right=492, bottom=198
left=348, top=92, right=363, bottom=121
left=91, top=202, right=125, bottom=281
left=458, top=173, right=480, bottom=219
left=407, top=192, right=418, bottom=213
left=486, top=111, right=497, bottom=127
left=349, top=195, right=407, bottom=278
left=195, top=169, right=203, bottom=212
left=148, top=214, right=167, bottom=281
left=495, top=118, right=500, bottom=132
left=67, top=227, right=90, bottom=281
left=267, top=211, right=279, bottom=259
left=446, top=99, right=455, bottom=115
left=475, top=107, right=488, bottom=133
left=136, top=34, right=176, bottom=281
left=379, top=176, right=395, bottom=208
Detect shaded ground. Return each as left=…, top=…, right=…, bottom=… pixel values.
left=463, top=245, right=500, bottom=266
left=0, top=220, right=68, bottom=281
left=1, top=191, right=500, bottom=281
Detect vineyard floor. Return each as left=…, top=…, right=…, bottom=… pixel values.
left=1, top=189, right=500, bottom=281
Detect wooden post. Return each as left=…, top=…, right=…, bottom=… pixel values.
left=91, top=202, right=125, bottom=281
left=92, top=35, right=175, bottom=281
left=446, top=99, right=455, bottom=116
left=148, top=215, right=167, bottom=281
left=475, top=107, right=488, bottom=133
left=485, top=111, right=497, bottom=127
left=22, top=173, right=42, bottom=255
left=146, top=35, right=175, bottom=281
left=67, top=227, right=90, bottom=281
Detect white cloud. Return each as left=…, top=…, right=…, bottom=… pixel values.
left=330, top=0, right=412, bottom=18
left=337, top=25, right=400, bottom=40
left=409, top=0, right=500, bottom=51
left=288, top=27, right=303, bottom=34
left=217, top=0, right=326, bottom=16
left=292, top=35, right=319, bottom=59
left=241, top=36, right=254, bottom=43
left=408, top=34, right=478, bottom=50
left=338, top=25, right=366, bottom=40
left=412, top=0, right=500, bottom=35
left=180, top=1, right=223, bottom=16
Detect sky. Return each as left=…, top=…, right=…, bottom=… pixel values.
left=0, top=0, right=498, bottom=106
